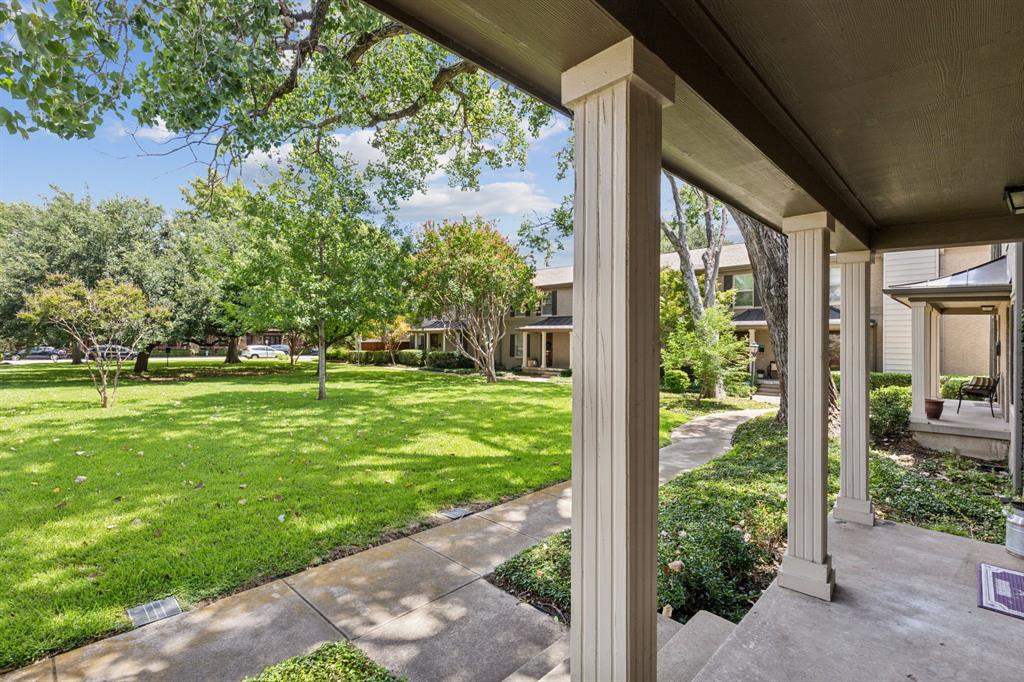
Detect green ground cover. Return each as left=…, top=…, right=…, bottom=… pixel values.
left=247, top=641, right=402, bottom=682
left=492, top=416, right=1010, bottom=626
left=0, top=360, right=763, bottom=669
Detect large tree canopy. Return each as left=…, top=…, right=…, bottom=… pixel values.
left=2, top=0, right=551, bottom=205
left=0, top=190, right=170, bottom=350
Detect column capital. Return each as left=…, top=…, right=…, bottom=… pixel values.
left=781, top=211, right=836, bottom=235
left=562, top=37, right=675, bottom=107
left=836, top=249, right=872, bottom=264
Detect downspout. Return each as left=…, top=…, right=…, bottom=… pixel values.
left=1013, top=243, right=1023, bottom=494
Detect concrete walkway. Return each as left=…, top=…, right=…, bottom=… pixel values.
left=6, top=409, right=768, bottom=682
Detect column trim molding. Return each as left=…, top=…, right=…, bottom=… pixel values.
left=561, top=37, right=675, bottom=107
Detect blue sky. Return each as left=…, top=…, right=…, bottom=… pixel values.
left=0, top=100, right=741, bottom=269
left=0, top=103, right=579, bottom=264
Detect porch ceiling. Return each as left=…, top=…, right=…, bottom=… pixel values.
left=362, top=0, right=1024, bottom=252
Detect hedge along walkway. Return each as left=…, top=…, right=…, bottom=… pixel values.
left=6, top=408, right=771, bottom=682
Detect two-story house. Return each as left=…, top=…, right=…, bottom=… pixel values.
left=398, top=243, right=998, bottom=386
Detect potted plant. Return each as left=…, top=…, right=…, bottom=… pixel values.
left=1001, top=495, right=1024, bottom=558
left=924, top=397, right=944, bottom=419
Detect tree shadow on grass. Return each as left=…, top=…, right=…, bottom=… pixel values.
left=0, top=363, right=572, bottom=669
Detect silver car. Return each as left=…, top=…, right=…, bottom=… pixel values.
left=244, top=345, right=279, bottom=359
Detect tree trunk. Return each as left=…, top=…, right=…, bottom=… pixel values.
left=133, top=342, right=157, bottom=373
left=482, top=348, right=497, bottom=383
left=71, top=344, right=84, bottom=365
left=317, top=320, right=327, bottom=400
left=225, top=336, right=241, bottom=364
left=730, top=208, right=838, bottom=425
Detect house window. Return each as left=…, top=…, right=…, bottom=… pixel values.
left=829, top=266, right=841, bottom=307
left=541, top=290, right=556, bottom=316
left=733, top=273, right=758, bottom=308
left=509, top=334, right=519, bottom=357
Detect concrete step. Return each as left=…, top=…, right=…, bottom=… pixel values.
left=755, top=383, right=780, bottom=396
left=506, top=614, right=683, bottom=682
left=503, top=635, right=568, bottom=682
left=657, top=610, right=736, bottom=682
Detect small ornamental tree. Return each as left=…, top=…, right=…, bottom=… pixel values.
left=20, top=275, right=169, bottom=407
left=371, top=316, right=412, bottom=365
left=411, top=217, right=539, bottom=383
left=662, top=298, right=748, bottom=400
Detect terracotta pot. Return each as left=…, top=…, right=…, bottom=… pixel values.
left=924, top=398, right=944, bottom=420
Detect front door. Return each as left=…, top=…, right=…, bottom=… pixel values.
left=545, top=334, right=553, bottom=367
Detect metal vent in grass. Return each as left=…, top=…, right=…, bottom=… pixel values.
left=127, top=596, right=182, bottom=627
left=440, top=507, right=472, bottom=520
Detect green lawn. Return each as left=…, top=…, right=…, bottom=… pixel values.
left=492, top=416, right=1010, bottom=627
left=0, top=360, right=762, bottom=669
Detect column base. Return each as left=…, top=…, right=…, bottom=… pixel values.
left=833, top=496, right=875, bottom=526
left=778, top=554, right=835, bottom=601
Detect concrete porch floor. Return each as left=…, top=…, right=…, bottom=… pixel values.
left=910, top=399, right=1010, bottom=462
left=694, top=517, right=1024, bottom=682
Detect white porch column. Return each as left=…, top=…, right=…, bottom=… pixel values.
left=540, top=331, right=548, bottom=368
left=778, top=211, right=835, bottom=601
left=748, top=329, right=757, bottom=386
left=563, top=38, right=673, bottom=681
left=521, top=332, right=528, bottom=369
left=910, top=301, right=938, bottom=421
left=834, top=251, right=874, bottom=526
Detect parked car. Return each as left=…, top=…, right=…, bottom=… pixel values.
left=85, top=345, right=137, bottom=360
left=244, top=345, right=280, bottom=359
left=270, top=344, right=293, bottom=355
left=10, top=346, right=67, bottom=361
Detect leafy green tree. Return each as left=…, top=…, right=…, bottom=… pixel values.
left=0, top=190, right=170, bottom=360
left=19, top=275, right=168, bottom=407
left=165, top=177, right=254, bottom=365
left=2, top=1, right=550, bottom=206
left=241, top=139, right=408, bottom=399
left=411, top=217, right=538, bottom=383
left=662, top=298, right=748, bottom=400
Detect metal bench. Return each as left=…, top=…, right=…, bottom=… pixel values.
left=956, top=376, right=999, bottom=417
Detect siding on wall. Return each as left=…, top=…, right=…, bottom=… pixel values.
left=882, top=250, right=938, bottom=372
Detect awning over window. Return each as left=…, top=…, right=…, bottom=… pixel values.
left=517, top=315, right=573, bottom=331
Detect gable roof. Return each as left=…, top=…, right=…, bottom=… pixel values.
left=533, top=243, right=751, bottom=287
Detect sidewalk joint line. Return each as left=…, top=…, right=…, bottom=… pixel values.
left=283, top=579, right=350, bottom=640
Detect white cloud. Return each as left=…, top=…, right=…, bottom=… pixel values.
left=395, top=181, right=557, bottom=224
left=532, top=116, right=569, bottom=142
left=110, top=118, right=177, bottom=143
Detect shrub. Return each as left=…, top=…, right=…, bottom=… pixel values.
left=395, top=349, right=423, bottom=367
left=425, top=351, right=474, bottom=369
left=869, top=386, right=912, bottom=437
left=325, top=347, right=350, bottom=362
left=662, top=369, right=690, bottom=393
left=833, top=371, right=912, bottom=394
left=247, top=640, right=401, bottom=682
left=560, top=367, right=572, bottom=378
left=726, top=380, right=754, bottom=399
left=940, top=375, right=973, bottom=400
left=324, top=349, right=392, bottom=365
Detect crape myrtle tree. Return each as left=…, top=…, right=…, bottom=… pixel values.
left=368, top=315, right=412, bottom=365
left=1, top=1, right=551, bottom=209
left=241, top=139, right=409, bottom=399
left=411, top=217, right=539, bottom=383
left=20, top=275, right=169, bottom=407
